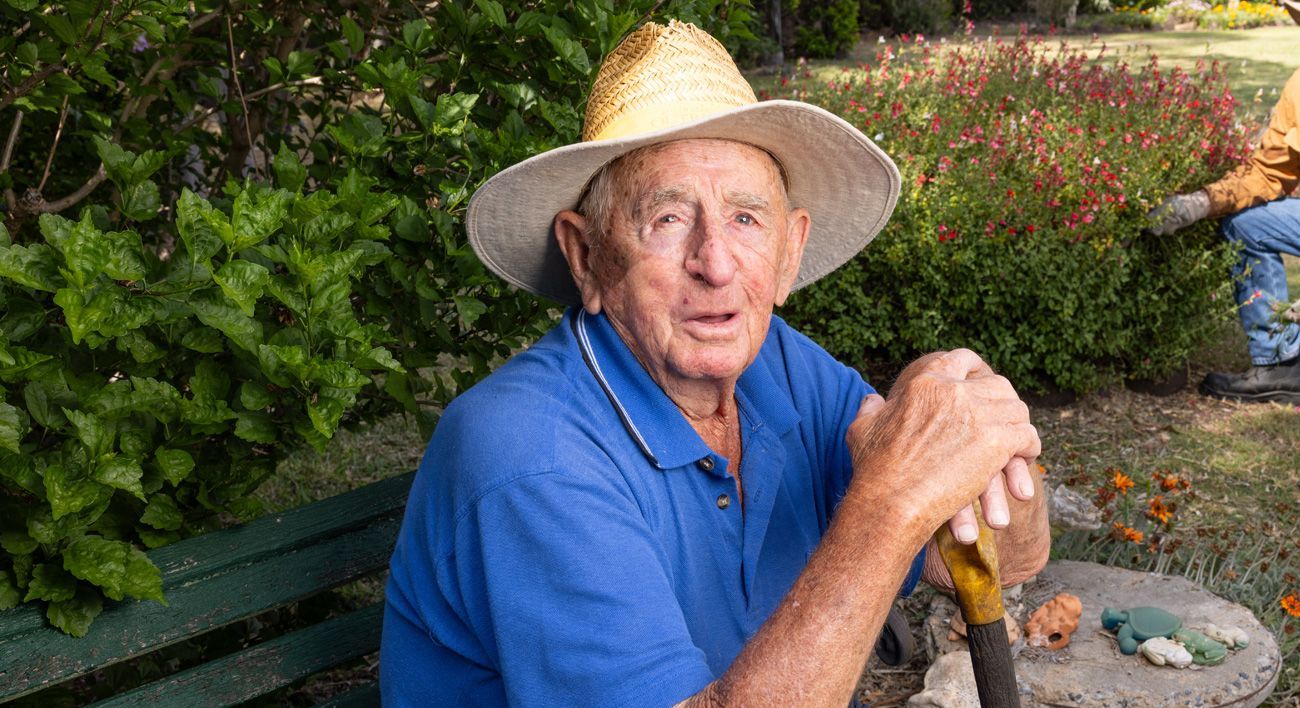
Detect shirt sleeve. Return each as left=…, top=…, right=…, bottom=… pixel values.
left=441, top=468, right=715, bottom=707
left=1204, top=67, right=1300, bottom=217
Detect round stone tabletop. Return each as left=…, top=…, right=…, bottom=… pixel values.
left=923, top=560, right=1281, bottom=707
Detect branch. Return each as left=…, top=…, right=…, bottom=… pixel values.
left=175, top=77, right=324, bottom=133
left=38, top=96, right=71, bottom=192
left=37, top=164, right=107, bottom=214
left=0, top=64, right=65, bottom=113
left=226, top=10, right=260, bottom=179
left=1, top=109, right=22, bottom=213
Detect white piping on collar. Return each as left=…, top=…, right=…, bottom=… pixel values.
left=573, top=309, right=661, bottom=467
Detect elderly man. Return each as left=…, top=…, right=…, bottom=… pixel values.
left=382, top=21, right=1049, bottom=706
left=1150, top=0, right=1300, bottom=403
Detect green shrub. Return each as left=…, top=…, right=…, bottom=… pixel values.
left=778, top=36, right=1245, bottom=394
left=887, top=0, right=956, bottom=34
left=790, top=0, right=863, bottom=57
left=0, top=0, right=759, bottom=633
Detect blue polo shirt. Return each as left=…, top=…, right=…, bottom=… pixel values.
left=381, top=308, right=923, bottom=706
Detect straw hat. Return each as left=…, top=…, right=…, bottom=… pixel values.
left=1285, top=0, right=1300, bottom=25
left=466, top=20, right=900, bottom=305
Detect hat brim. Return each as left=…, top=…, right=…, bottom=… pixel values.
left=466, top=100, right=901, bottom=305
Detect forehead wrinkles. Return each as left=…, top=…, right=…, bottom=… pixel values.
left=622, top=146, right=786, bottom=221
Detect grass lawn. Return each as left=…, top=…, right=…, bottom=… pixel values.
left=256, top=24, right=1300, bottom=707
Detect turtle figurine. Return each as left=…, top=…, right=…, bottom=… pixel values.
left=1101, top=606, right=1182, bottom=655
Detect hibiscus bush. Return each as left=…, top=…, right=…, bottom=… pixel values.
left=778, top=36, right=1249, bottom=393
left=0, top=0, right=760, bottom=635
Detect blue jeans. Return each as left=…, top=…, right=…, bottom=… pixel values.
left=1220, top=196, right=1300, bottom=365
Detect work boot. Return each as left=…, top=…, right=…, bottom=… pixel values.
left=1199, top=357, right=1300, bottom=403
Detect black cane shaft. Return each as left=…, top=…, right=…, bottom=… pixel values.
left=965, top=619, right=1020, bottom=708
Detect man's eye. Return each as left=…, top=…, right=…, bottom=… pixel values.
left=659, top=214, right=679, bottom=224
left=735, top=213, right=755, bottom=225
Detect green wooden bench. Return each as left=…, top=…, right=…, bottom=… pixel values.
left=0, top=471, right=414, bottom=706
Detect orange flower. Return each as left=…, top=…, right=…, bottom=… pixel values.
left=1152, top=470, right=1189, bottom=492
left=1113, top=522, right=1144, bottom=544
left=1036, top=463, right=1047, bottom=475
left=1146, top=496, right=1173, bottom=525
left=1282, top=593, right=1300, bottom=618
left=1110, top=469, right=1135, bottom=494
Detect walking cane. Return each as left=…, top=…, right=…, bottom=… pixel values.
left=934, top=516, right=1020, bottom=707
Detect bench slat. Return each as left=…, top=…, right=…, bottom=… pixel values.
left=0, top=472, right=414, bottom=701
left=90, top=604, right=384, bottom=707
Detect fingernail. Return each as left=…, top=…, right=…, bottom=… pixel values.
left=1019, top=479, right=1035, bottom=498
left=989, top=508, right=1009, bottom=526
left=956, top=524, right=978, bottom=543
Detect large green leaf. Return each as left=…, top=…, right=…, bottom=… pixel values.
left=46, top=586, right=103, bottom=637
left=0, top=243, right=62, bottom=291
left=273, top=143, right=307, bottom=192
left=0, top=401, right=29, bottom=453
left=155, top=448, right=195, bottom=487
left=140, top=494, right=182, bottom=531
left=213, top=260, right=270, bottom=316
left=231, top=188, right=292, bottom=252
left=101, top=230, right=148, bottom=281
left=0, top=570, right=21, bottom=611
left=120, top=180, right=162, bottom=222
left=63, top=535, right=164, bottom=603
left=234, top=411, right=276, bottom=443
left=93, top=137, right=166, bottom=188
left=43, top=464, right=104, bottom=520
left=94, top=455, right=145, bottom=501
left=175, top=189, right=230, bottom=262
left=189, top=290, right=264, bottom=353
left=25, top=563, right=77, bottom=603
left=62, top=408, right=111, bottom=457
left=43, top=212, right=109, bottom=289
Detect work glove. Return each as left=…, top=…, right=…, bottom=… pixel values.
left=1147, top=191, right=1210, bottom=236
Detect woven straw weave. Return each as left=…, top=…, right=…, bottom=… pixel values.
left=582, top=20, right=757, bottom=142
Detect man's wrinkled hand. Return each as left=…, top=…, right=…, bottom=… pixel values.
left=846, top=349, right=1041, bottom=544
left=1147, top=191, right=1210, bottom=236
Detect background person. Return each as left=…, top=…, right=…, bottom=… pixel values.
left=1151, top=0, right=1300, bottom=402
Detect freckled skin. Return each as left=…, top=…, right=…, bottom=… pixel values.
left=556, top=139, right=810, bottom=417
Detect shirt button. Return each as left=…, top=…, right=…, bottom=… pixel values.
left=698, top=457, right=715, bottom=472
left=716, top=493, right=731, bottom=509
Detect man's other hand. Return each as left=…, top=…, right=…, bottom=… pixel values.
left=1147, top=191, right=1210, bottom=236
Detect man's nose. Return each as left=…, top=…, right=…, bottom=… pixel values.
left=685, top=218, right=738, bottom=286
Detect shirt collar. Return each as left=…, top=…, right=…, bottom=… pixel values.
left=569, top=307, right=801, bottom=470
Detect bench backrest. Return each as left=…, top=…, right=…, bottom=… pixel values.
left=0, top=471, right=414, bottom=704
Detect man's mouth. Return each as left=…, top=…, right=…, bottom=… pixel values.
left=692, top=313, right=736, bottom=325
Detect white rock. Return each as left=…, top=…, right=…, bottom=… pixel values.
left=908, top=651, right=980, bottom=708
left=1202, top=623, right=1250, bottom=649
left=1048, top=484, right=1103, bottom=531
left=1140, top=636, right=1193, bottom=669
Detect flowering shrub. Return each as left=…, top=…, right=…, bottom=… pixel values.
left=1114, top=0, right=1291, bottom=28
left=777, top=35, right=1249, bottom=393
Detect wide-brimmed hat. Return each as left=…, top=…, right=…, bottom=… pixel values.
left=466, top=20, right=900, bottom=305
left=1285, top=0, right=1300, bottom=25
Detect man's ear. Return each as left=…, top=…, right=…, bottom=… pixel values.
left=774, top=207, right=811, bottom=306
left=553, top=210, right=603, bottom=314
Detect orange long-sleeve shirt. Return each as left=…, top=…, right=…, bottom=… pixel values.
left=1204, top=67, right=1300, bottom=218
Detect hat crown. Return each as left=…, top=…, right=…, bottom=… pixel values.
left=582, top=20, right=757, bottom=142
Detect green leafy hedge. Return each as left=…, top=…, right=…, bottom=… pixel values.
left=778, top=36, right=1244, bottom=393
left=0, top=0, right=759, bottom=634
